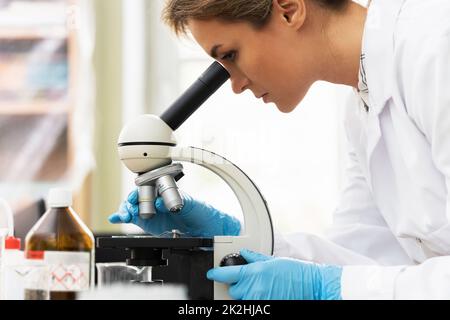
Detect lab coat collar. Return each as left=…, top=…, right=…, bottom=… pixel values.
left=363, top=0, right=406, bottom=116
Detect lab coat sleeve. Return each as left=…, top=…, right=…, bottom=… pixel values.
left=403, top=33, right=450, bottom=198
left=324, top=131, right=412, bottom=266
left=274, top=94, right=412, bottom=268
left=273, top=136, right=419, bottom=299
left=370, top=31, right=450, bottom=299
left=324, top=118, right=417, bottom=299
left=274, top=139, right=410, bottom=267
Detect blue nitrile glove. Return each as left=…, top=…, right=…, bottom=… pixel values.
left=108, top=189, right=241, bottom=238
left=207, top=249, right=342, bottom=300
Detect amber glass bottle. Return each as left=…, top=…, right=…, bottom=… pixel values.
left=25, top=188, right=94, bottom=300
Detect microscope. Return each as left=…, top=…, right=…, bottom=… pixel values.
left=96, top=62, right=274, bottom=300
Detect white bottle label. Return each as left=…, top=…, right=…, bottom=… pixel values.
left=27, top=251, right=91, bottom=292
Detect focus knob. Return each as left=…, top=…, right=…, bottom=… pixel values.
left=220, top=253, right=248, bottom=267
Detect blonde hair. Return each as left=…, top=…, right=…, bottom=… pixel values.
left=162, top=0, right=348, bottom=35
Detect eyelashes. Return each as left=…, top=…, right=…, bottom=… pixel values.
left=221, top=50, right=237, bottom=62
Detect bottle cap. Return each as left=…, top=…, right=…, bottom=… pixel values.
left=48, top=188, right=73, bottom=208
left=5, top=236, right=21, bottom=250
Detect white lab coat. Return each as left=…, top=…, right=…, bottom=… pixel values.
left=274, top=0, right=450, bottom=299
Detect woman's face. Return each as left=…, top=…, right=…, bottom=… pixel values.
left=188, top=2, right=321, bottom=113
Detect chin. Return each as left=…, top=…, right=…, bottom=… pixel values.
left=275, top=101, right=298, bottom=113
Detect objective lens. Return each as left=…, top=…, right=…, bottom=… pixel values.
left=138, top=185, right=156, bottom=219
left=156, top=175, right=184, bottom=213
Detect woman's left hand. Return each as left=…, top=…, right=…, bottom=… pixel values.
left=207, top=249, right=343, bottom=300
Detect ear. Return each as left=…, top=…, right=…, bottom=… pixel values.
left=272, top=0, right=306, bottom=30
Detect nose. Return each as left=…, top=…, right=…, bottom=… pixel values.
left=230, top=74, right=250, bottom=94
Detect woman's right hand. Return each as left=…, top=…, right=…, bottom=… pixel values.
left=108, top=189, right=241, bottom=238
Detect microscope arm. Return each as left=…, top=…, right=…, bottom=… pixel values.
left=171, top=146, right=274, bottom=300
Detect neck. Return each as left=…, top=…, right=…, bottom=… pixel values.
left=315, top=1, right=368, bottom=88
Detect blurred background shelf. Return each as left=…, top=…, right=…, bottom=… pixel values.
left=0, top=27, right=67, bottom=40
left=0, top=102, right=70, bottom=114
left=0, top=0, right=68, bottom=27
left=0, top=0, right=82, bottom=216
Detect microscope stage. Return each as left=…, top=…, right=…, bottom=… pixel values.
left=96, top=235, right=214, bottom=250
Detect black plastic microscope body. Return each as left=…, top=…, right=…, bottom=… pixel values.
left=96, top=236, right=215, bottom=299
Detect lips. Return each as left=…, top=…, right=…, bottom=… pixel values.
left=256, top=92, right=267, bottom=98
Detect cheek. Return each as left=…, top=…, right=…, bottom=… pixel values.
left=240, top=52, right=270, bottom=81
left=238, top=38, right=281, bottom=83
left=239, top=40, right=312, bottom=110
left=270, top=56, right=315, bottom=111
left=271, top=76, right=311, bottom=112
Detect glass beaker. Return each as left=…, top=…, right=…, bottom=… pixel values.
left=96, top=262, right=151, bottom=287
left=22, top=262, right=50, bottom=300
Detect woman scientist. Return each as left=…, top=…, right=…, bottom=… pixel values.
left=109, top=0, right=450, bottom=299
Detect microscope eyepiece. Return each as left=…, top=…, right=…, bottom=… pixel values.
left=160, top=61, right=230, bottom=131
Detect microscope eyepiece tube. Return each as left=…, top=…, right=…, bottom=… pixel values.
left=156, top=175, right=184, bottom=213
left=160, top=61, right=230, bottom=131
left=138, top=185, right=157, bottom=219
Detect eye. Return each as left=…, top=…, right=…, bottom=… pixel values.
left=221, top=50, right=237, bottom=62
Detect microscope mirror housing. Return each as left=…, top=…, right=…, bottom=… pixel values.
left=118, top=114, right=177, bottom=173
